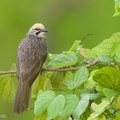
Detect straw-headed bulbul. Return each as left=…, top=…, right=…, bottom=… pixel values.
left=14, top=23, right=48, bottom=114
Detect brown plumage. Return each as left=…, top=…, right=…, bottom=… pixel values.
left=14, top=23, right=48, bottom=114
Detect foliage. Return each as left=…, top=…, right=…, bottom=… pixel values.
left=1, top=32, right=120, bottom=119
left=114, top=0, right=120, bottom=16
left=0, top=64, right=18, bottom=103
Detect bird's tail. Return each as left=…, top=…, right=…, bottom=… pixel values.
left=14, top=80, right=31, bottom=114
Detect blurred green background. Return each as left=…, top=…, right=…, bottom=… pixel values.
left=0, top=0, right=120, bottom=119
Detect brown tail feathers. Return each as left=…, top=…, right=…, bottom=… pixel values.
left=14, top=80, right=31, bottom=114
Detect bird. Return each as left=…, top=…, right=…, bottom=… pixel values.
left=14, top=23, right=48, bottom=114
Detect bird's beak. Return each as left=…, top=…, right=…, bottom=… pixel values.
left=41, top=29, right=48, bottom=32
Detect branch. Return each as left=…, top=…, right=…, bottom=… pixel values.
left=0, top=59, right=100, bottom=75
left=81, top=33, right=93, bottom=43
left=0, top=70, right=16, bottom=75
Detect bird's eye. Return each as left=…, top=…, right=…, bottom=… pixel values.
left=36, top=31, right=40, bottom=35
left=34, top=28, right=41, bottom=35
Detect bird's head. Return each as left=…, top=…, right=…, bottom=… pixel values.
left=27, top=23, right=48, bottom=38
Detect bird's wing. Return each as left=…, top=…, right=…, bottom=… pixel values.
left=16, top=37, right=47, bottom=86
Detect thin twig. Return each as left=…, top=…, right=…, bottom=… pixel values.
left=110, top=62, right=120, bottom=71
left=81, top=33, right=93, bottom=44
left=0, top=59, right=100, bottom=75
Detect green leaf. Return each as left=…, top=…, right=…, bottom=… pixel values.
left=99, top=55, right=113, bottom=63
left=92, top=32, right=120, bottom=58
left=114, top=56, right=120, bottom=62
left=33, top=75, right=50, bottom=91
left=92, top=38, right=114, bottom=56
left=75, top=87, right=94, bottom=95
left=69, top=40, right=80, bottom=52
left=116, top=96, right=120, bottom=110
left=32, top=75, right=41, bottom=96
left=73, top=95, right=90, bottom=118
left=34, top=112, right=47, bottom=120
left=95, top=85, right=105, bottom=95
left=73, top=68, right=89, bottom=89
left=63, top=68, right=89, bottom=89
left=115, top=111, right=120, bottom=120
left=84, top=70, right=98, bottom=89
left=81, top=93, right=100, bottom=100
left=88, top=100, right=110, bottom=119
left=48, top=53, right=58, bottom=60
left=114, top=43, right=120, bottom=59
left=47, top=52, right=78, bottom=69
left=103, top=88, right=119, bottom=99
left=93, top=67, right=120, bottom=91
left=34, top=90, right=55, bottom=116
left=0, top=73, right=18, bottom=103
left=114, top=0, right=120, bottom=16
left=62, top=71, right=75, bottom=89
left=11, top=63, right=16, bottom=70
left=47, top=95, right=65, bottom=119
left=0, top=64, right=18, bottom=103
left=50, top=72, right=64, bottom=89
left=87, top=114, right=106, bottom=120
left=59, top=94, right=79, bottom=117
left=43, top=78, right=53, bottom=91
left=85, top=48, right=97, bottom=58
